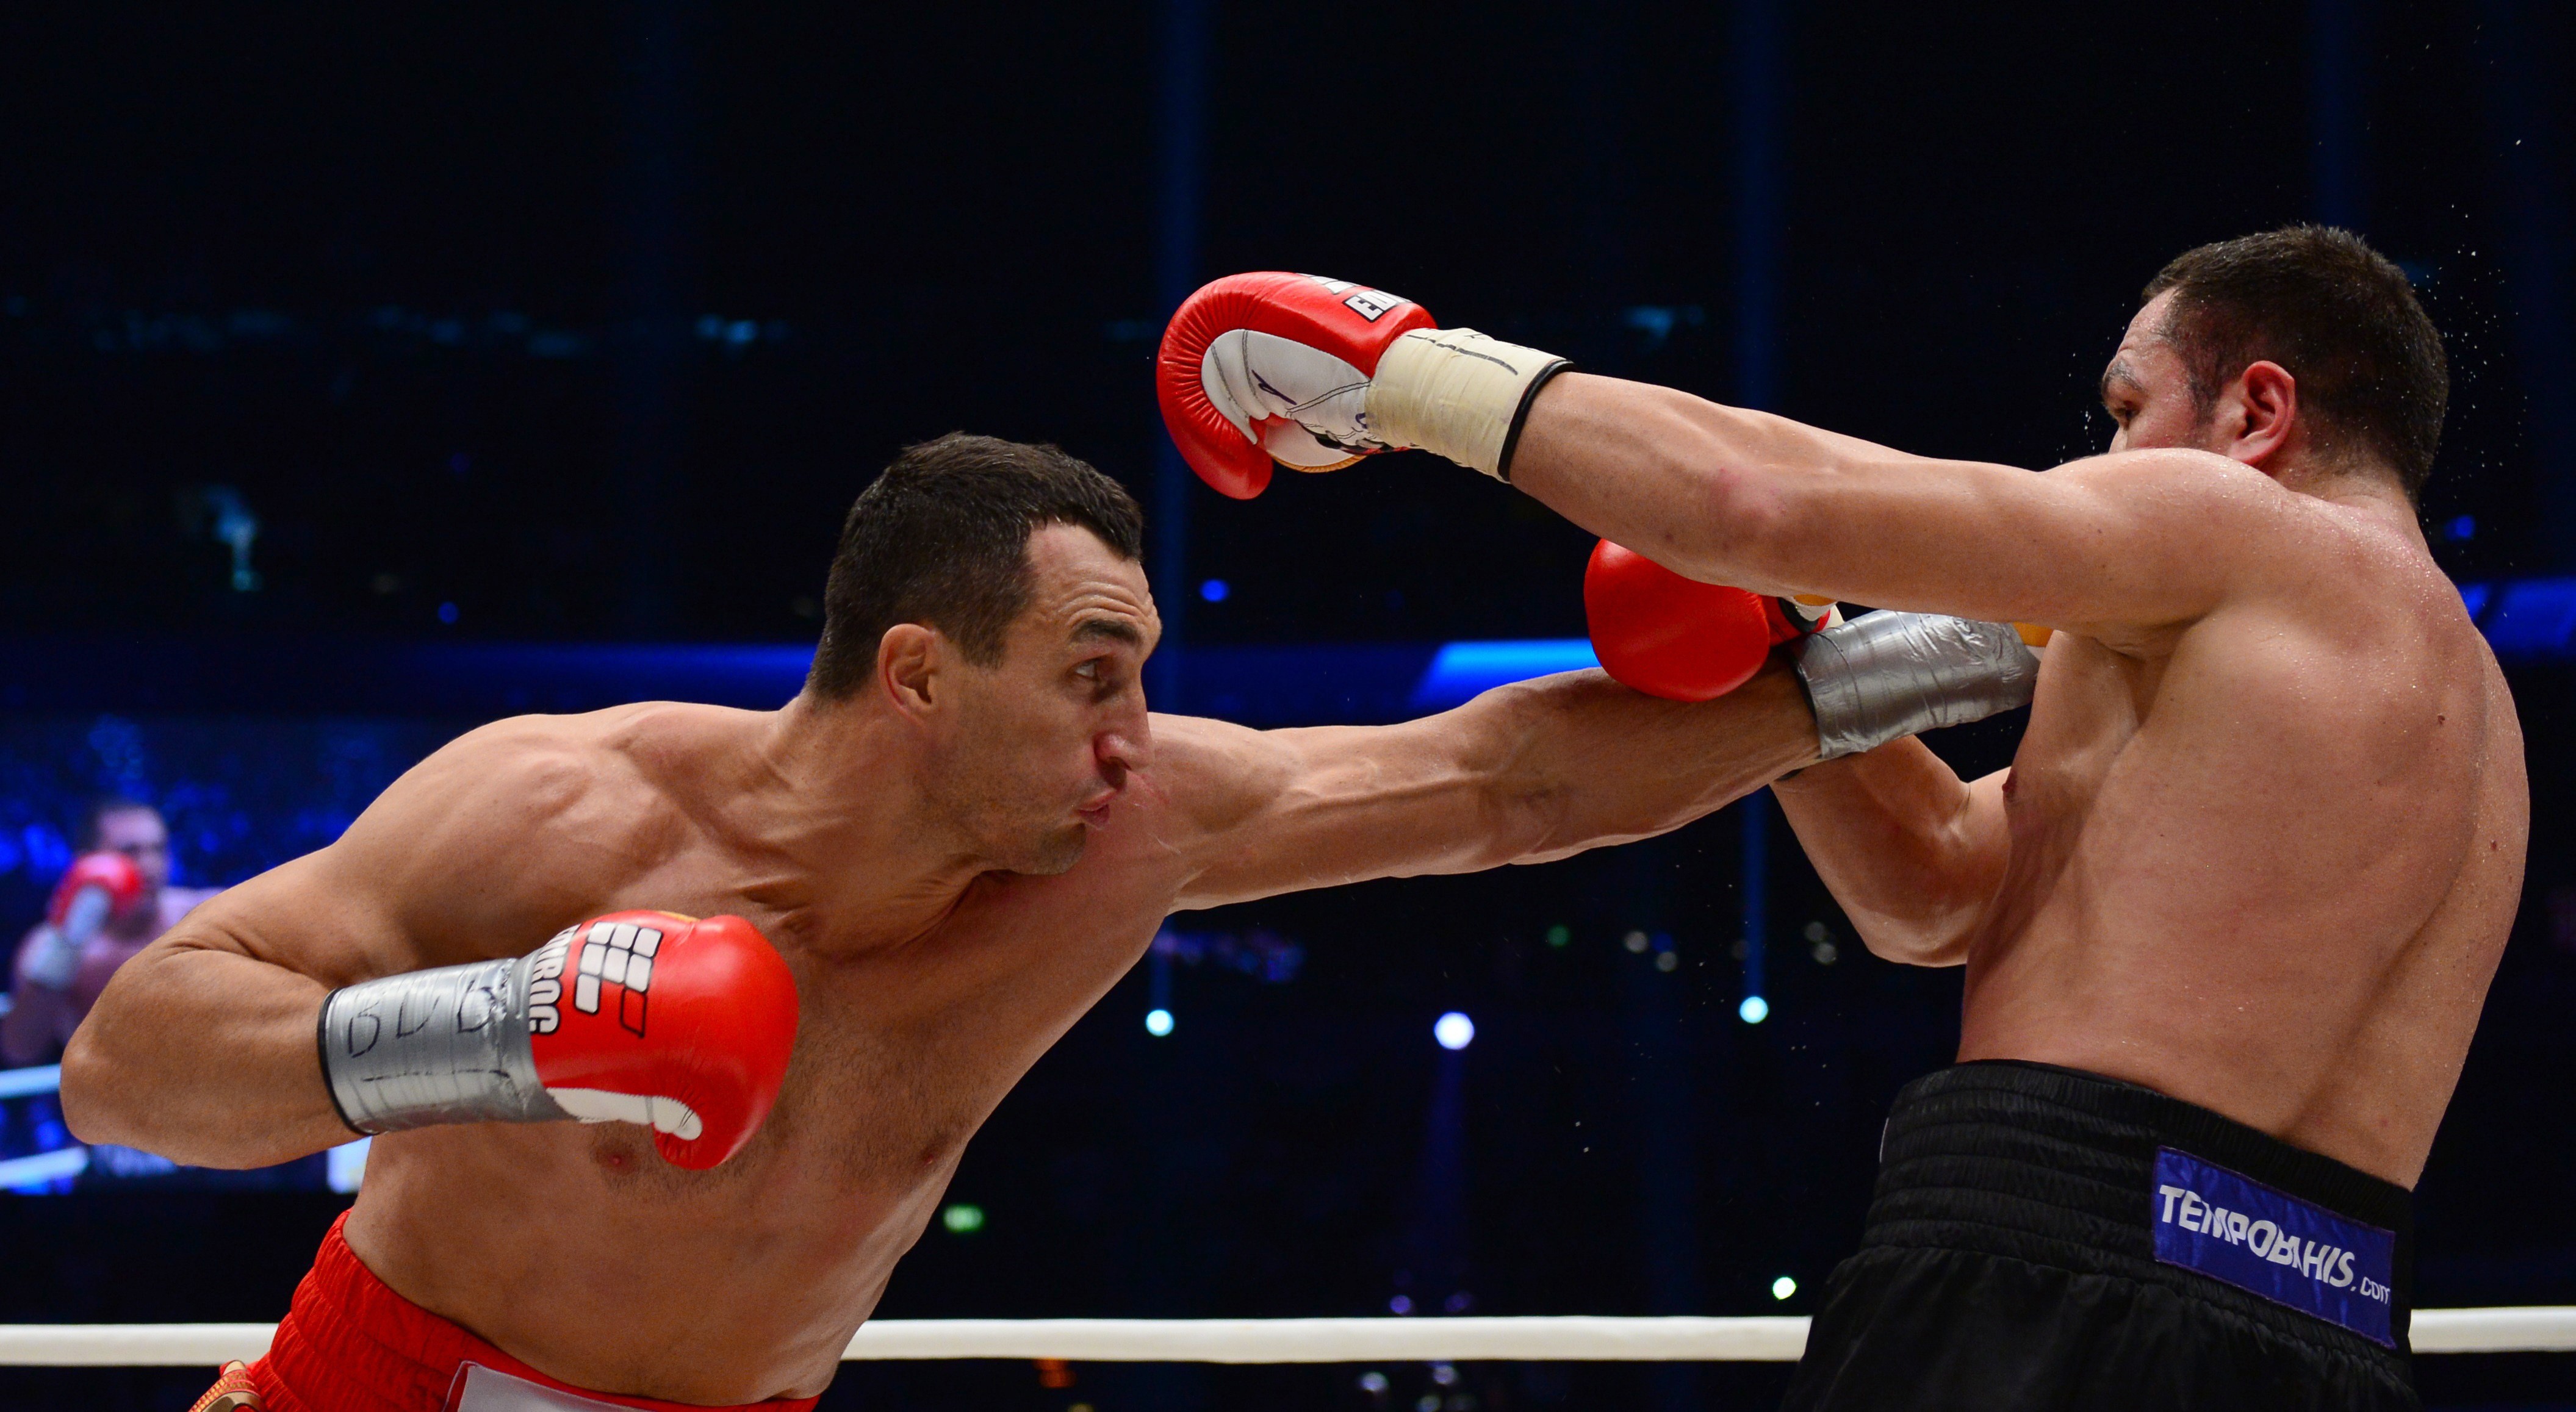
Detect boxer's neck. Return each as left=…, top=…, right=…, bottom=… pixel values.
left=2275, top=463, right=2432, bottom=556
left=716, top=694, right=995, bottom=949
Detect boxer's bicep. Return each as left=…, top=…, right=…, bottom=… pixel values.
left=1514, top=377, right=2279, bottom=633
left=1760, top=450, right=2287, bottom=635
left=67, top=879, right=356, bottom=1162
left=73, top=803, right=451, bottom=1134
left=65, top=728, right=602, bottom=1164
left=1159, top=712, right=1512, bottom=909
left=165, top=726, right=597, bottom=980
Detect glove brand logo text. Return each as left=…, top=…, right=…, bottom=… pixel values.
left=524, top=927, right=575, bottom=1035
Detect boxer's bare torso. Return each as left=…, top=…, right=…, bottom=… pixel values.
left=67, top=523, right=1820, bottom=1402
left=347, top=706, right=1221, bottom=1399
left=1929, top=496, right=2519, bottom=1181
left=1508, top=287, right=2528, bottom=1191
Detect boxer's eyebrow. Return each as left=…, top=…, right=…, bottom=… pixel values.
left=2099, top=359, right=2144, bottom=404
left=1071, top=618, right=1143, bottom=648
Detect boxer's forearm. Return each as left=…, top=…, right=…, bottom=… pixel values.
left=1493, top=664, right=1818, bottom=864
left=1161, top=665, right=1816, bottom=908
left=1771, top=740, right=2007, bottom=965
left=1506, top=373, right=1894, bottom=597
left=61, top=939, right=352, bottom=1167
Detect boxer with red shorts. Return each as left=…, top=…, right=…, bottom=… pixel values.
left=75, top=434, right=2043, bottom=1408
left=196, top=1215, right=816, bottom=1412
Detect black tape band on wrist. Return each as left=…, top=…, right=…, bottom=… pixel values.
left=1494, top=358, right=1575, bottom=485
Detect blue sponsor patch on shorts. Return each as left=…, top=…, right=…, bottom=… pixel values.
left=2152, top=1147, right=2398, bottom=1346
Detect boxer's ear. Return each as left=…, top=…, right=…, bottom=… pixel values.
left=876, top=623, right=946, bottom=718
left=2223, top=360, right=2301, bottom=476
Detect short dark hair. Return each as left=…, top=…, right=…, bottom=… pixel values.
left=2140, top=226, right=2447, bottom=498
left=806, top=434, right=1145, bottom=699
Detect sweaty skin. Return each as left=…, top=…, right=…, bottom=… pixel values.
left=1503, top=288, right=2527, bottom=1188
left=62, top=525, right=1819, bottom=1403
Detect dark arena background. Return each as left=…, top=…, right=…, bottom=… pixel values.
left=5, top=2, right=2575, bottom=1409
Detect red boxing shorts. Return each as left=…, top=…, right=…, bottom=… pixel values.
left=196, top=1213, right=822, bottom=1412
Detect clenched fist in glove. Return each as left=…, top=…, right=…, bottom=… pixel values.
left=1581, top=537, right=2048, bottom=759
left=319, top=910, right=798, bottom=1170
left=1585, top=539, right=1837, bottom=702
left=1159, top=272, right=1569, bottom=497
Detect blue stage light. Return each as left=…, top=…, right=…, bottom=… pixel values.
left=1434, top=1012, right=1475, bottom=1050
left=1200, top=578, right=1229, bottom=603
left=1739, top=995, right=1770, bottom=1025
left=1410, top=640, right=1600, bottom=711
left=1144, top=1008, right=1175, bottom=1037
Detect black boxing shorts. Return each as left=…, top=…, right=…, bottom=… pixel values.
left=1780, top=1060, right=2417, bottom=1411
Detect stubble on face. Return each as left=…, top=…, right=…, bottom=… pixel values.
left=2100, top=291, right=2222, bottom=455
left=926, top=526, right=1159, bottom=880
left=921, top=693, right=1095, bottom=878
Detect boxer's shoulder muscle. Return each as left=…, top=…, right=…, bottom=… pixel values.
left=312, top=707, right=692, bottom=966
left=2052, top=454, right=2434, bottom=639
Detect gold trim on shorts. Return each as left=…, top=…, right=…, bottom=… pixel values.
left=190, top=1360, right=267, bottom=1412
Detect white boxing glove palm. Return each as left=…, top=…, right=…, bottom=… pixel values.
left=1199, top=329, right=1401, bottom=470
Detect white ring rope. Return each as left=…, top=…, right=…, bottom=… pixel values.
left=5, top=1070, right=2571, bottom=1366
left=1, top=1310, right=2572, bottom=1367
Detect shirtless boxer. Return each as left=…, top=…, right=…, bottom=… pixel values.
left=6, top=799, right=221, bottom=1066
left=63, top=433, right=2035, bottom=1411
left=1160, top=228, right=2527, bottom=1409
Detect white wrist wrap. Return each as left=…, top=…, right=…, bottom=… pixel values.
left=1366, top=328, right=1571, bottom=480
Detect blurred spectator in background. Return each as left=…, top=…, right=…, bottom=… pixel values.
left=4, top=798, right=222, bottom=1066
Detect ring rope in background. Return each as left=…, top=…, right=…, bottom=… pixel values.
left=2, top=1311, right=2573, bottom=1367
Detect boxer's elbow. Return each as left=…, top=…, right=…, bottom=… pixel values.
left=57, top=1019, right=140, bottom=1147
left=60, top=955, right=201, bottom=1149
left=1848, top=907, right=1976, bottom=967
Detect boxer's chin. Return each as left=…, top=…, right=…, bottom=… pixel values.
left=1010, top=823, right=1090, bottom=878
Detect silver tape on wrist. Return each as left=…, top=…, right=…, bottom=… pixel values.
left=1796, top=611, right=2040, bottom=761
left=319, top=953, right=567, bottom=1134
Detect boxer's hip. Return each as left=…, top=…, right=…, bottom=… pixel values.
left=1783, top=1059, right=2418, bottom=1412
left=217, top=1213, right=821, bottom=1412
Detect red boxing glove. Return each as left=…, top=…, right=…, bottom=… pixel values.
left=48, top=851, right=147, bottom=931
left=1585, top=540, right=1836, bottom=701
left=1157, top=271, right=1439, bottom=499
left=525, top=911, right=799, bottom=1171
